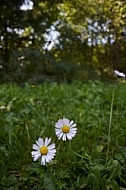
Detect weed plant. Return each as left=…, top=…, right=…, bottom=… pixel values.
left=0, top=81, right=126, bottom=189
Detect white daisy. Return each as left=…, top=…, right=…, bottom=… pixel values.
left=31, top=137, right=56, bottom=165
left=55, top=118, right=77, bottom=141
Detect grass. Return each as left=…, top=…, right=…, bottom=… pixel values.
left=0, top=80, right=126, bottom=190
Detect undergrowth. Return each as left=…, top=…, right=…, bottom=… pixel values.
left=0, top=80, right=126, bottom=189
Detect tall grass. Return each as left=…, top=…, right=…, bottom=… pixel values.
left=0, top=81, right=126, bottom=189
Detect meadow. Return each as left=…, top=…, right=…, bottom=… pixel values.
left=0, top=80, right=126, bottom=190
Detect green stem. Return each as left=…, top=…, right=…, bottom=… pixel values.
left=70, top=147, right=89, bottom=160
left=106, top=82, right=117, bottom=163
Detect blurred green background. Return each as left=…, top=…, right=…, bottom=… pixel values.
left=0, top=0, right=126, bottom=84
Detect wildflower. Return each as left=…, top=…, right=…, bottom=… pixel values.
left=55, top=118, right=77, bottom=141
left=31, top=137, right=56, bottom=165
left=114, top=70, right=125, bottom=78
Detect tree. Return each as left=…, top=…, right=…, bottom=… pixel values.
left=0, top=0, right=126, bottom=83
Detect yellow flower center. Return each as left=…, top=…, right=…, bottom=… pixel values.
left=62, top=125, right=70, bottom=133
left=40, top=146, right=48, bottom=155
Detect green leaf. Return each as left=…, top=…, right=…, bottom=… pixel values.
left=96, top=145, right=104, bottom=153
left=44, top=172, right=55, bottom=190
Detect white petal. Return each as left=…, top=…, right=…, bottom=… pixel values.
left=55, top=130, right=62, bottom=135
left=67, top=133, right=73, bottom=140
left=48, top=153, right=56, bottom=158
left=38, top=138, right=44, bottom=146
left=32, top=144, right=39, bottom=150
left=57, top=132, right=63, bottom=139
left=55, top=123, right=62, bottom=128
left=31, top=150, right=40, bottom=156
left=41, top=155, right=46, bottom=165
left=62, top=134, right=66, bottom=141
left=70, top=128, right=77, bottom=133
left=48, top=153, right=55, bottom=159
left=69, top=120, right=74, bottom=126
left=55, top=128, right=62, bottom=133
left=58, top=119, right=64, bottom=126
left=45, top=137, right=51, bottom=146
left=46, top=154, right=52, bottom=162
left=70, top=123, right=77, bottom=128
left=70, top=130, right=77, bottom=135
left=48, top=143, right=55, bottom=149
left=36, top=139, right=42, bottom=147
left=48, top=149, right=56, bottom=155
left=69, top=132, right=76, bottom=137
left=45, top=155, right=49, bottom=163
left=33, top=153, right=41, bottom=161
left=57, top=119, right=63, bottom=123
left=63, top=118, right=69, bottom=125
left=71, top=132, right=77, bottom=136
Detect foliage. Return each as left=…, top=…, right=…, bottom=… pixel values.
left=0, top=81, right=126, bottom=189
left=0, top=0, right=126, bottom=83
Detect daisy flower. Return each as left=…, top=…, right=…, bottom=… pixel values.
left=31, top=137, right=56, bottom=165
left=55, top=118, right=77, bottom=141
